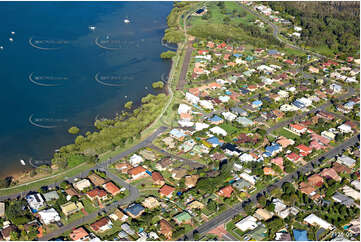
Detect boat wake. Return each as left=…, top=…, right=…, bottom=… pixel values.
left=28, top=114, right=58, bottom=129
left=94, top=37, right=122, bottom=50
left=28, top=72, right=62, bottom=87
left=29, top=37, right=62, bottom=50
left=94, top=73, right=125, bottom=87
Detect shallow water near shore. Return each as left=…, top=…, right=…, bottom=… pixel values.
left=0, top=1, right=173, bottom=177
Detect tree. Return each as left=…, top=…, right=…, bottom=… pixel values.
left=68, top=126, right=80, bottom=135
left=152, top=81, right=165, bottom=89
left=160, top=50, right=177, bottom=59
left=124, top=101, right=133, bottom=110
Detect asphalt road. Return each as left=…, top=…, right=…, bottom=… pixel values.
left=183, top=133, right=359, bottom=240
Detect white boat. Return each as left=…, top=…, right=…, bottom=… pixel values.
left=9, top=38, right=13, bottom=42
left=0, top=46, right=3, bottom=50
left=20, top=159, right=26, bottom=166
left=11, top=31, right=15, bottom=35
left=89, top=26, right=96, bottom=31
left=124, top=19, right=130, bottom=24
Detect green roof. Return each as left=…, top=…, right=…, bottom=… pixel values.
left=250, top=225, right=267, bottom=241
left=174, top=212, right=191, bottom=223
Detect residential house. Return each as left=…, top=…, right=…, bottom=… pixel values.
left=174, top=212, right=192, bottom=225
left=103, top=182, right=121, bottom=196
left=277, top=136, right=295, bottom=148
left=222, top=111, right=237, bottom=121
left=25, top=193, right=46, bottom=212
left=208, top=115, right=223, bottom=125
left=185, top=175, right=199, bottom=189
left=119, top=223, right=135, bottom=237
left=296, top=144, right=312, bottom=157
left=185, top=92, right=199, bottom=104
left=187, top=200, right=205, bottom=210
left=151, top=172, right=165, bottom=186
left=43, top=191, right=59, bottom=202
left=338, top=123, right=353, bottom=133
left=129, top=154, right=144, bottom=166
left=125, top=203, right=145, bottom=218
left=127, top=166, right=147, bottom=180
left=159, top=185, right=175, bottom=198
left=308, top=66, right=319, bottom=73
left=232, top=179, right=251, bottom=191
left=159, top=219, right=173, bottom=240
left=342, top=186, right=360, bottom=200
left=290, top=124, right=307, bottom=134
left=304, top=214, right=334, bottom=230
left=199, top=100, right=214, bottom=110
left=217, top=185, right=233, bottom=198
left=264, top=167, right=276, bottom=176
left=88, top=173, right=106, bottom=187
left=236, top=117, right=254, bottom=127
left=321, top=130, right=336, bottom=140
left=90, top=217, right=113, bottom=233
left=286, top=153, right=301, bottom=163
left=86, top=188, right=108, bottom=201
left=333, top=162, right=352, bottom=174
left=231, top=107, right=248, bottom=116
left=65, top=187, right=80, bottom=198
left=308, top=174, right=324, bottom=187
left=172, top=168, right=188, bottom=180
left=320, top=168, right=341, bottom=181
left=109, top=209, right=128, bottom=222
left=169, top=129, right=186, bottom=141
left=0, top=203, right=4, bottom=218
left=264, top=143, right=282, bottom=157
left=156, top=158, right=173, bottom=171
left=254, top=208, right=273, bottom=221
left=337, top=155, right=356, bottom=168
left=0, top=225, right=17, bottom=241
left=210, top=126, right=227, bottom=136
left=115, top=163, right=132, bottom=173
left=60, top=202, right=84, bottom=216
left=38, top=208, right=61, bottom=225
left=271, top=157, right=284, bottom=171
left=235, top=216, right=258, bottom=232
left=275, top=232, right=292, bottom=241
left=317, top=111, right=335, bottom=121
left=240, top=172, right=256, bottom=185
left=142, top=197, right=160, bottom=209
left=330, top=83, right=342, bottom=94
left=332, top=192, right=354, bottom=207
left=70, top=227, right=90, bottom=241
left=252, top=100, right=263, bottom=108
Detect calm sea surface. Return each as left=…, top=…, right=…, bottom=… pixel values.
left=0, top=1, right=173, bottom=176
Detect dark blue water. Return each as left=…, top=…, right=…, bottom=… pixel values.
left=0, top=1, right=173, bottom=176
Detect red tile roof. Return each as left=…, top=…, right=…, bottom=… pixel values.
left=286, top=153, right=301, bottom=162
left=87, top=188, right=107, bottom=198
left=70, top=227, right=89, bottom=241
left=103, top=182, right=120, bottom=195
left=127, top=166, right=146, bottom=176
left=217, top=185, right=233, bottom=198
left=159, top=185, right=175, bottom=197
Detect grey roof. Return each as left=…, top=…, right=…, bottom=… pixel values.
left=332, top=192, right=354, bottom=207
left=232, top=179, right=251, bottom=191
left=337, top=155, right=356, bottom=167
left=43, top=191, right=60, bottom=202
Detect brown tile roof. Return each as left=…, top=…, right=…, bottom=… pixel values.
left=65, top=187, right=80, bottom=197
left=308, top=174, right=324, bottom=187
left=152, top=172, right=164, bottom=183
left=320, top=168, right=341, bottom=181
left=88, top=173, right=106, bottom=186
left=159, top=185, right=175, bottom=197
left=159, top=219, right=173, bottom=239
left=333, top=162, right=352, bottom=174
left=185, top=175, right=199, bottom=188
left=90, top=217, right=110, bottom=232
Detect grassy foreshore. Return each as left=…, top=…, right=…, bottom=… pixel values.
left=0, top=2, right=197, bottom=196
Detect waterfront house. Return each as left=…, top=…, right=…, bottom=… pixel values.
left=25, top=193, right=46, bottom=212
